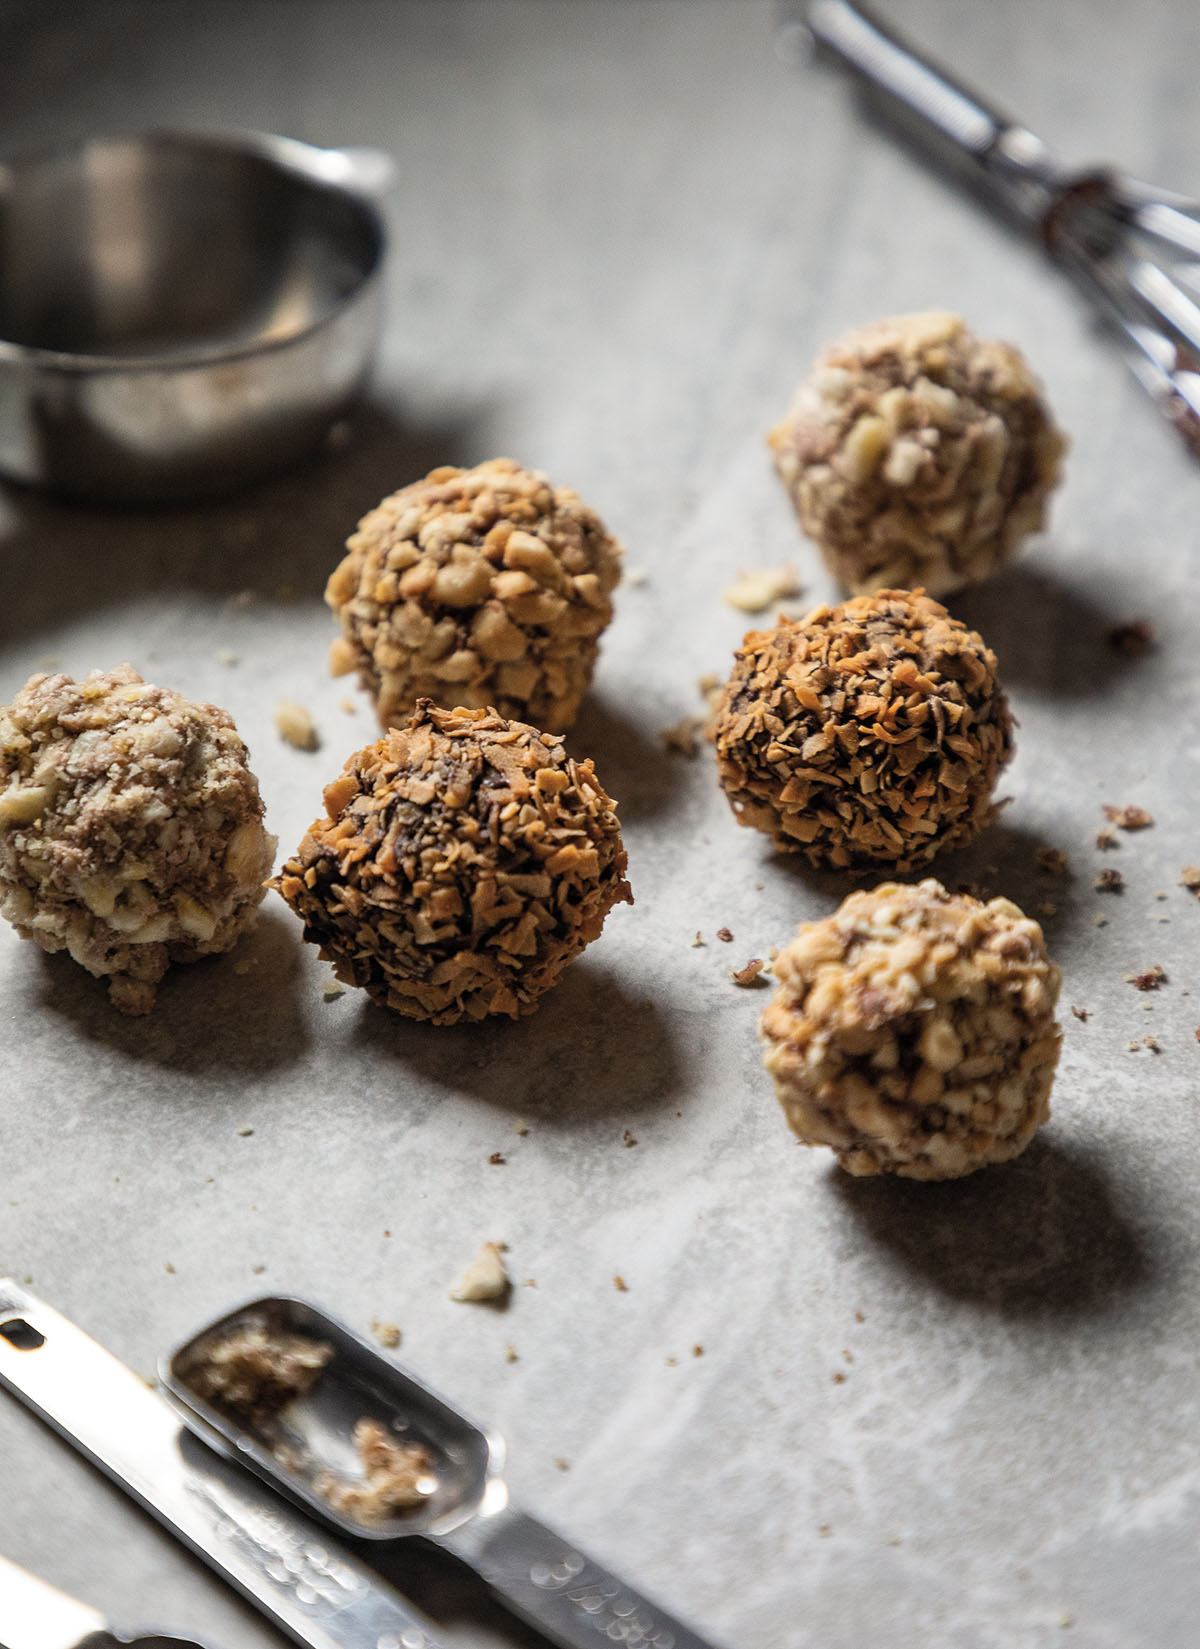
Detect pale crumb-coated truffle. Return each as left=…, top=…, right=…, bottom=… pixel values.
left=761, top=879, right=1062, bottom=1180
left=768, top=311, right=1066, bottom=596
left=326, top=458, right=622, bottom=734
left=271, top=700, right=632, bottom=1024
left=0, top=666, right=275, bottom=1014
left=713, top=589, right=1013, bottom=872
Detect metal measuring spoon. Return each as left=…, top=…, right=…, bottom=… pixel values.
left=162, top=1295, right=724, bottom=1649
left=0, top=1552, right=209, bottom=1649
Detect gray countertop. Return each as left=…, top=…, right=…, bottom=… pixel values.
left=2, top=3, right=1199, bottom=1646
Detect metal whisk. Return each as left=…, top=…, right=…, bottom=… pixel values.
left=793, top=0, right=1200, bottom=458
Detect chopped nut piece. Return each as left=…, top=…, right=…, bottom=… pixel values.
left=613, top=1275, right=628, bottom=1292
left=1128, top=965, right=1167, bottom=991
left=271, top=703, right=631, bottom=1025
left=716, top=927, right=734, bottom=943
left=274, top=701, right=319, bottom=751
left=1035, top=848, right=1070, bottom=875
left=217, top=648, right=239, bottom=667
left=722, top=565, right=803, bottom=614
left=1106, top=619, right=1155, bottom=656
left=488, top=1152, right=506, bottom=1165
left=762, top=879, right=1062, bottom=1179
left=768, top=311, right=1065, bottom=596
left=512, top=1119, right=530, bottom=1136
left=1143, top=1035, right=1160, bottom=1052
left=1094, top=868, right=1125, bottom=893
left=1180, top=866, right=1200, bottom=894
left=714, top=590, right=1012, bottom=872
left=181, top=1324, right=332, bottom=1426
left=371, top=1320, right=402, bottom=1350
left=1104, top=804, right=1153, bottom=831
left=505, top=1345, right=519, bottom=1363
left=1071, top=1005, right=1089, bottom=1021
left=622, top=1129, right=638, bottom=1147
left=554, top=1457, right=570, bottom=1471
left=315, top=1419, right=433, bottom=1522
left=730, top=958, right=766, bottom=986
left=659, top=715, right=704, bottom=758
left=0, top=667, right=274, bottom=1014
left=690, top=932, right=705, bottom=948
left=451, top=1241, right=510, bottom=1303
left=322, top=981, right=346, bottom=1000
left=692, top=1344, right=704, bottom=1358
left=326, top=458, right=622, bottom=733
left=1096, top=828, right=1118, bottom=850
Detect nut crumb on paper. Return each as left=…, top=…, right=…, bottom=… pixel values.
left=1094, top=868, right=1124, bottom=893
left=451, top=1241, right=510, bottom=1303
left=1071, top=1005, right=1089, bottom=1021
left=623, top=1129, right=637, bottom=1147
left=1106, top=619, right=1155, bottom=656
left=371, top=1320, right=402, bottom=1349
left=1128, top=965, right=1167, bottom=991
left=1035, top=847, right=1069, bottom=875
left=730, top=958, right=766, bottom=986
left=613, top=1275, right=628, bottom=1292
left=716, top=927, right=733, bottom=943
left=274, top=701, right=319, bottom=751
left=488, top=1152, right=506, bottom=1165
left=722, top=564, right=803, bottom=614
left=1180, top=866, right=1200, bottom=894
left=1104, top=804, right=1153, bottom=831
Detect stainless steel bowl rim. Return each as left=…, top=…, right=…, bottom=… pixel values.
left=0, top=127, right=388, bottom=373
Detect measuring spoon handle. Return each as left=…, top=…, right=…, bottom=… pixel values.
left=438, top=1502, right=724, bottom=1649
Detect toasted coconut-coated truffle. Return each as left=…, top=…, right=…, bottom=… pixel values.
left=271, top=700, right=632, bottom=1024
left=0, top=666, right=275, bottom=1014
left=768, top=311, right=1066, bottom=596
left=713, top=589, right=1013, bottom=872
left=761, top=880, right=1062, bottom=1179
left=326, top=458, right=622, bottom=734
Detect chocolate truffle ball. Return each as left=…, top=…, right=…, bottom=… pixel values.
left=761, top=879, right=1062, bottom=1179
left=271, top=700, right=632, bottom=1024
left=713, top=589, right=1013, bottom=872
left=0, top=666, right=275, bottom=1014
left=326, top=458, right=622, bottom=734
left=768, top=311, right=1066, bottom=596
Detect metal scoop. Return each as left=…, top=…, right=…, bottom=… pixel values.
left=792, top=0, right=1200, bottom=458
left=162, top=1295, right=720, bottom=1649
left=0, top=1553, right=210, bottom=1649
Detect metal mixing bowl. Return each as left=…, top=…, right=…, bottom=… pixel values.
left=0, top=130, right=388, bottom=504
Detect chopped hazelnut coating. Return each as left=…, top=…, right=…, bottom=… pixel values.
left=271, top=700, right=632, bottom=1024
left=181, top=1325, right=333, bottom=1426
left=0, top=666, right=275, bottom=1014
left=326, top=458, right=622, bottom=733
left=762, top=880, right=1062, bottom=1180
left=768, top=311, right=1066, bottom=596
left=713, top=590, right=1012, bottom=872
left=315, top=1419, right=433, bottom=1523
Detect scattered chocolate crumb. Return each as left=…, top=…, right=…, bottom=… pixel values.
left=716, top=927, right=734, bottom=943
left=1104, top=804, right=1153, bottom=831
left=1094, top=868, right=1125, bottom=893
left=488, top=1152, right=506, bottom=1165
left=622, top=1129, right=638, bottom=1147
left=1071, top=1005, right=1090, bottom=1021
left=371, top=1320, right=402, bottom=1349
left=1035, top=847, right=1070, bottom=875
left=613, top=1275, right=628, bottom=1291
left=730, top=958, right=766, bottom=986
left=1128, top=965, right=1167, bottom=991
left=659, top=715, right=704, bottom=758
left=1106, top=619, right=1155, bottom=657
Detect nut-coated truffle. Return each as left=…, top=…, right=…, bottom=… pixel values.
left=271, top=700, right=632, bottom=1024
left=0, top=666, right=275, bottom=1014
left=768, top=311, right=1066, bottom=596
left=713, top=589, right=1013, bottom=872
left=761, top=879, right=1062, bottom=1179
left=326, top=458, right=622, bottom=733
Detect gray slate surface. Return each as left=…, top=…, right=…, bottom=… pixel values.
left=1, top=3, right=1199, bottom=1646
